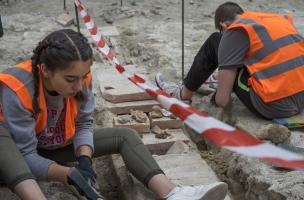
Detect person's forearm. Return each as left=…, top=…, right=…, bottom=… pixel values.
left=216, top=68, right=237, bottom=107
left=215, top=92, right=230, bottom=108
left=47, top=163, right=70, bottom=184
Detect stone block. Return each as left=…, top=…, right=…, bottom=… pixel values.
left=111, top=153, right=231, bottom=200
left=141, top=129, right=190, bottom=155
left=56, top=13, right=74, bottom=26
left=97, top=64, right=152, bottom=103
left=166, top=140, right=190, bottom=154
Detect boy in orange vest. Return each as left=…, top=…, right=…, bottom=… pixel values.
left=156, top=1, right=304, bottom=119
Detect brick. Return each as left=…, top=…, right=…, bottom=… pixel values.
left=56, top=13, right=74, bottom=26
left=105, top=100, right=159, bottom=115
left=150, top=116, right=183, bottom=129
left=113, top=115, right=150, bottom=133
left=97, top=64, right=152, bottom=103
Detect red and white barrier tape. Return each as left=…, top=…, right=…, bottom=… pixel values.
left=74, top=0, right=304, bottom=169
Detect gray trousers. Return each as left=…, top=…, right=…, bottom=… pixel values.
left=0, top=126, right=34, bottom=190
left=38, top=128, right=164, bottom=186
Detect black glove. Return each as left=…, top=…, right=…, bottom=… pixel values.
left=76, top=155, right=97, bottom=185
left=67, top=155, right=97, bottom=197
left=67, top=167, right=105, bottom=200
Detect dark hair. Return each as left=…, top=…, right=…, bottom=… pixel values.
left=31, top=29, right=93, bottom=114
left=214, top=2, right=244, bottom=31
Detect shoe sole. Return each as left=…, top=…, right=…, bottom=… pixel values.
left=200, top=182, right=228, bottom=200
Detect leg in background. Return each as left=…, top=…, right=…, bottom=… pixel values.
left=182, top=32, right=222, bottom=99
left=155, top=32, right=222, bottom=101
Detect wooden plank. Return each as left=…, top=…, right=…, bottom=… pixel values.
left=141, top=129, right=190, bottom=155
left=97, top=65, right=152, bottom=103
left=105, top=100, right=159, bottom=114
left=150, top=117, right=183, bottom=129
left=113, top=115, right=150, bottom=133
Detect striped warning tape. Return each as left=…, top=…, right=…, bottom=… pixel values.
left=74, top=0, right=304, bottom=169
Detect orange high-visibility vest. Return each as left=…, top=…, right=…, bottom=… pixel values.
left=228, top=11, right=304, bottom=102
left=0, top=60, right=92, bottom=144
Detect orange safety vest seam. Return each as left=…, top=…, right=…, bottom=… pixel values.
left=228, top=11, right=304, bottom=102
left=0, top=60, right=92, bottom=144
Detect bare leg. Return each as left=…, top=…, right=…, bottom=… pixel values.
left=14, top=179, right=46, bottom=200
left=47, top=163, right=70, bottom=184
left=148, top=174, right=176, bottom=198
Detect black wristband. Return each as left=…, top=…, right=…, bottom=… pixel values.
left=78, top=155, right=92, bottom=168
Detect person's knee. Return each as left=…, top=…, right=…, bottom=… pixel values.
left=7, top=173, right=35, bottom=191
left=0, top=125, right=11, bottom=138
left=121, top=128, right=142, bottom=144
left=209, top=32, right=222, bottom=41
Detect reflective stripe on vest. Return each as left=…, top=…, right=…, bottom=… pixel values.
left=234, top=18, right=304, bottom=67
left=0, top=60, right=92, bottom=144
left=228, top=11, right=304, bottom=102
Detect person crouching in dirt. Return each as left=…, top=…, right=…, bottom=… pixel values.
left=0, top=29, right=228, bottom=200
left=155, top=1, right=304, bottom=120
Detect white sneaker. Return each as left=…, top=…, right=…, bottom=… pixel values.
left=166, top=182, right=228, bottom=200
left=155, top=72, right=182, bottom=99
left=197, top=72, right=218, bottom=94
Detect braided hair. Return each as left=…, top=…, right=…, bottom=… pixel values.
left=30, top=29, right=93, bottom=114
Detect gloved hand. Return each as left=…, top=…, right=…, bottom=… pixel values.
left=67, top=155, right=98, bottom=197
left=76, top=155, right=97, bottom=185
left=67, top=166, right=105, bottom=200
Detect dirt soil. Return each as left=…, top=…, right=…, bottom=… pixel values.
left=1, top=0, right=304, bottom=199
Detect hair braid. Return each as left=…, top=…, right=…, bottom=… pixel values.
left=31, top=40, right=49, bottom=115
